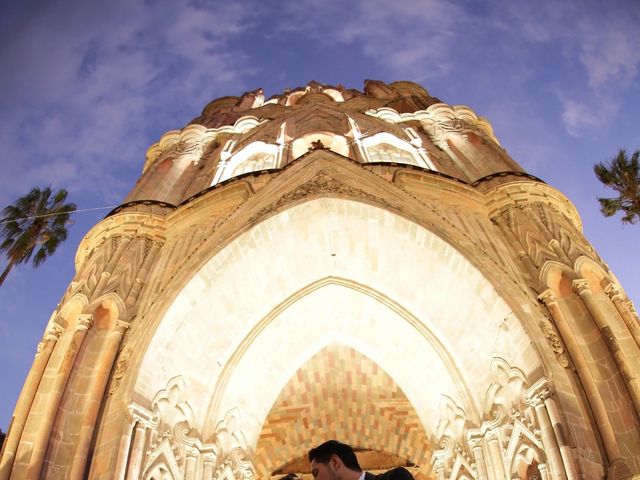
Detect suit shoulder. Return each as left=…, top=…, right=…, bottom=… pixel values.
left=378, top=467, right=415, bottom=480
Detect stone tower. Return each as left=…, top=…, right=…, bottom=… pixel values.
left=1, top=80, right=639, bottom=480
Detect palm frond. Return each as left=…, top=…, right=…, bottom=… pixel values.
left=594, top=149, right=640, bottom=224
left=0, top=187, right=76, bottom=280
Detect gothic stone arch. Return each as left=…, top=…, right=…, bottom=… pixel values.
left=4, top=81, right=640, bottom=480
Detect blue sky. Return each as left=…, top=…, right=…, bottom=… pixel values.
left=0, top=0, right=639, bottom=431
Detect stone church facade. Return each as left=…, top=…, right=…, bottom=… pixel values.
left=1, top=81, right=639, bottom=479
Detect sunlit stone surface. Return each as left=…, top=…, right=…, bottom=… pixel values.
left=2, top=80, right=640, bottom=480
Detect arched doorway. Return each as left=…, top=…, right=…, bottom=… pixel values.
left=121, top=197, right=547, bottom=479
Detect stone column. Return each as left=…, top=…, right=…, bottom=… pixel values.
left=0, top=325, right=63, bottom=480
left=468, top=434, right=489, bottom=480
left=605, top=283, right=640, bottom=349
left=202, top=454, right=215, bottom=480
left=537, top=462, right=550, bottom=480
left=126, top=421, right=148, bottom=480
left=113, top=421, right=136, bottom=480
left=538, top=289, right=620, bottom=463
left=485, top=430, right=505, bottom=480
left=185, top=448, right=198, bottom=480
left=26, top=314, right=93, bottom=480
left=525, top=381, right=566, bottom=480
left=69, top=319, right=129, bottom=480
left=573, top=279, right=640, bottom=414
left=545, top=394, right=579, bottom=480
left=432, top=459, right=446, bottom=480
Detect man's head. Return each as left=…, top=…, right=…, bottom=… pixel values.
left=308, top=440, right=362, bottom=480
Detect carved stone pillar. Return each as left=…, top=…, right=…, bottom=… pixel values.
left=126, top=421, right=148, bottom=480
left=25, top=314, right=93, bottom=480
left=185, top=448, right=198, bottom=480
left=544, top=393, right=579, bottom=480
left=432, top=459, right=446, bottom=480
left=468, top=433, right=489, bottom=480
left=113, top=421, right=136, bottom=480
left=485, top=430, right=505, bottom=480
left=605, top=283, right=640, bottom=350
left=537, top=462, right=550, bottom=480
left=525, top=381, right=566, bottom=480
left=0, top=325, right=63, bottom=480
left=203, top=454, right=215, bottom=480
left=538, top=289, right=620, bottom=463
left=69, top=319, right=129, bottom=480
left=573, top=279, right=640, bottom=414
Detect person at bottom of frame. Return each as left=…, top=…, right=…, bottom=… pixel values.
left=308, top=440, right=415, bottom=480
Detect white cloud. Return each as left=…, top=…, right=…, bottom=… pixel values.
left=0, top=0, right=257, bottom=206
left=279, top=0, right=465, bottom=81
left=558, top=95, right=602, bottom=137
left=497, top=0, right=640, bottom=135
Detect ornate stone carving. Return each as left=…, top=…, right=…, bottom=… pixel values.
left=248, top=170, right=393, bottom=224
left=483, top=357, right=527, bottom=424
left=131, top=381, right=257, bottom=480
left=430, top=358, right=557, bottom=479
left=538, top=314, right=570, bottom=368
left=572, top=278, right=590, bottom=296
left=109, top=347, right=130, bottom=396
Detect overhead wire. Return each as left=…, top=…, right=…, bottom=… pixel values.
left=0, top=205, right=119, bottom=224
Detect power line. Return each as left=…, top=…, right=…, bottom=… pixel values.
left=0, top=205, right=119, bottom=225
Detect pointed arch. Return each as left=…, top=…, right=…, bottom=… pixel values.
left=128, top=197, right=542, bottom=455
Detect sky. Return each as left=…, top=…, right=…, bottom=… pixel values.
left=0, top=0, right=639, bottom=432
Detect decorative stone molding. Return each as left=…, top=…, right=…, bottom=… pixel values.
left=212, top=140, right=282, bottom=185
left=431, top=358, right=555, bottom=480
left=129, top=380, right=257, bottom=480
left=128, top=402, right=158, bottom=428
left=485, top=182, right=582, bottom=232
left=604, top=283, right=624, bottom=302
left=524, top=379, right=555, bottom=408
left=75, top=313, right=94, bottom=331
left=109, top=346, right=130, bottom=396
left=483, top=357, right=527, bottom=425
left=247, top=169, right=394, bottom=224
left=144, top=117, right=268, bottom=173
left=43, top=323, right=65, bottom=342
left=571, top=278, right=591, bottom=296
left=364, top=103, right=499, bottom=146
left=75, top=212, right=166, bottom=273
left=537, top=314, right=570, bottom=368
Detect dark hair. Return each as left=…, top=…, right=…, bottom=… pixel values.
left=308, top=440, right=361, bottom=471
left=279, top=475, right=300, bottom=480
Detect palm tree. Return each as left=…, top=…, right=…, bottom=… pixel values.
left=0, top=187, right=76, bottom=286
left=593, top=149, right=640, bottom=224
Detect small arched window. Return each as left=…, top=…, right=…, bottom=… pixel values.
left=367, top=142, right=418, bottom=165
left=360, top=132, right=433, bottom=168
left=230, top=151, right=275, bottom=177
left=213, top=141, right=280, bottom=185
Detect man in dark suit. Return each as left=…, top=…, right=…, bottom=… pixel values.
left=308, top=440, right=415, bottom=480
